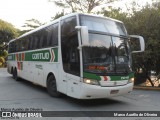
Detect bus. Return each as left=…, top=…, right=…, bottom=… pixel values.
left=7, top=13, right=145, bottom=99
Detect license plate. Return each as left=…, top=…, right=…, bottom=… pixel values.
left=110, top=90, right=119, bottom=94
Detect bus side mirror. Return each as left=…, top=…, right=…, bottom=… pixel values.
left=129, top=35, right=145, bottom=53
left=75, top=26, right=89, bottom=47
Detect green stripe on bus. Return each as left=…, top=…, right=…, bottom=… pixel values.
left=83, top=72, right=101, bottom=80
left=83, top=72, right=134, bottom=81
left=8, top=48, right=58, bottom=62
left=7, top=54, right=15, bottom=61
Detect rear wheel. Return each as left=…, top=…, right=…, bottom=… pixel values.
left=11, top=67, right=15, bottom=79
left=13, top=68, right=20, bottom=81
left=47, top=75, right=61, bottom=97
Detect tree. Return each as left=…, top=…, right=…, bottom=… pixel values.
left=0, top=19, right=18, bottom=43
left=125, top=3, right=160, bottom=77
left=0, top=43, right=8, bottom=67
left=0, top=19, right=18, bottom=67
left=101, top=1, right=160, bottom=86
left=50, top=0, right=118, bottom=13
left=22, top=19, right=45, bottom=32
left=51, top=11, right=65, bottom=21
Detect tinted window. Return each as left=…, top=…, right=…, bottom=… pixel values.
left=8, top=41, right=15, bottom=53
left=12, top=41, right=16, bottom=52
left=80, top=15, right=127, bottom=36
left=45, top=23, right=59, bottom=47
left=61, top=17, right=76, bottom=37
left=61, top=16, right=80, bottom=76
left=32, top=34, right=39, bottom=49
left=50, top=24, right=58, bottom=46
left=21, top=37, right=29, bottom=51
left=9, top=23, right=59, bottom=52
left=15, top=40, right=21, bottom=52
left=28, top=36, right=34, bottom=50
left=41, top=30, right=48, bottom=48
left=34, top=23, right=58, bottom=49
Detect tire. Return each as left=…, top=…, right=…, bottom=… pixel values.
left=13, top=68, right=20, bottom=81
left=11, top=67, right=14, bottom=78
left=47, top=75, right=61, bottom=97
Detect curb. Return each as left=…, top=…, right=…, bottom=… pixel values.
left=133, top=86, right=160, bottom=91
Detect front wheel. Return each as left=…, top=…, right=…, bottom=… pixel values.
left=47, top=75, right=61, bottom=97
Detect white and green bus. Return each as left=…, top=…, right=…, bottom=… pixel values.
left=7, top=13, right=145, bottom=99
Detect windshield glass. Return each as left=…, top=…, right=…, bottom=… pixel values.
left=80, top=15, right=127, bottom=36
left=83, top=33, right=131, bottom=75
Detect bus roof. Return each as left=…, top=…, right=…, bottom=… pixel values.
left=10, top=13, right=124, bottom=43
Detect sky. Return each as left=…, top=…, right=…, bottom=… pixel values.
left=0, top=0, right=59, bottom=30
left=0, top=0, right=154, bottom=30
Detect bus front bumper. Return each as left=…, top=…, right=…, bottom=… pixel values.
left=78, top=83, right=133, bottom=99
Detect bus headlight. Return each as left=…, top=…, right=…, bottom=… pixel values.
left=128, top=77, right=134, bottom=83
left=83, top=78, right=99, bottom=85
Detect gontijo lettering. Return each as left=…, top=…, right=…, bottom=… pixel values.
left=32, top=53, right=49, bottom=60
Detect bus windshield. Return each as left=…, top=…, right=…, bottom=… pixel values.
left=83, top=33, right=132, bottom=75
left=80, top=15, right=127, bottom=36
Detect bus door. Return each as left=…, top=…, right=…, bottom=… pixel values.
left=61, top=46, right=81, bottom=97
left=61, top=16, right=81, bottom=97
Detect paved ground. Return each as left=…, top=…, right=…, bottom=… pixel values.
left=0, top=68, right=160, bottom=120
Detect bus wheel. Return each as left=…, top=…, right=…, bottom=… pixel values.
left=11, top=67, right=13, bottom=74
left=47, top=75, right=61, bottom=97
left=13, top=68, right=20, bottom=81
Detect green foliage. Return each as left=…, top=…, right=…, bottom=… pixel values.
left=22, top=19, right=45, bottom=32
left=128, top=3, right=160, bottom=74
left=52, top=0, right=119, bottom=13
left=99, top=7, right=128, bottom=21
left=0, top=57, right=5, bottom=67
left=0, top=43, right=8, bottom=67
left=0, top=50, right=8, bottom=57
left=0, top=19, right=16, bottom=67
left=51, top=11, right=65, bottom=20
left=100, top=2, right=160, bottom=85
left=0, top=19, right=18, bottom=43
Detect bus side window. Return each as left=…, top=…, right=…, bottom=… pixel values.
left=42, top=30, right=47, bottom=48
left=61, top=16, right=80, bottom=76
left=28, top=36, right=33, bottom=50
left=25, top=37, right=29, bottom=51
left=46, top=26, right=52, bottom=47
left=21, top=38, right=25, bottom=51
left=46, top=23, right=58, bottom=47
left=31, top=32, right=40, bottom=50
left=51, top=23, right=58, bottom=46
left=12, top=41, right=16, bottom=53
left=36, top=29, right=47, bottom=48
left=9, top=42, right=13, bottom=53
left=21, top=37, right=29, bottom=51
left=39, top=34, right=43, bottom=48
left=16, top=40, right=21, bottom=52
